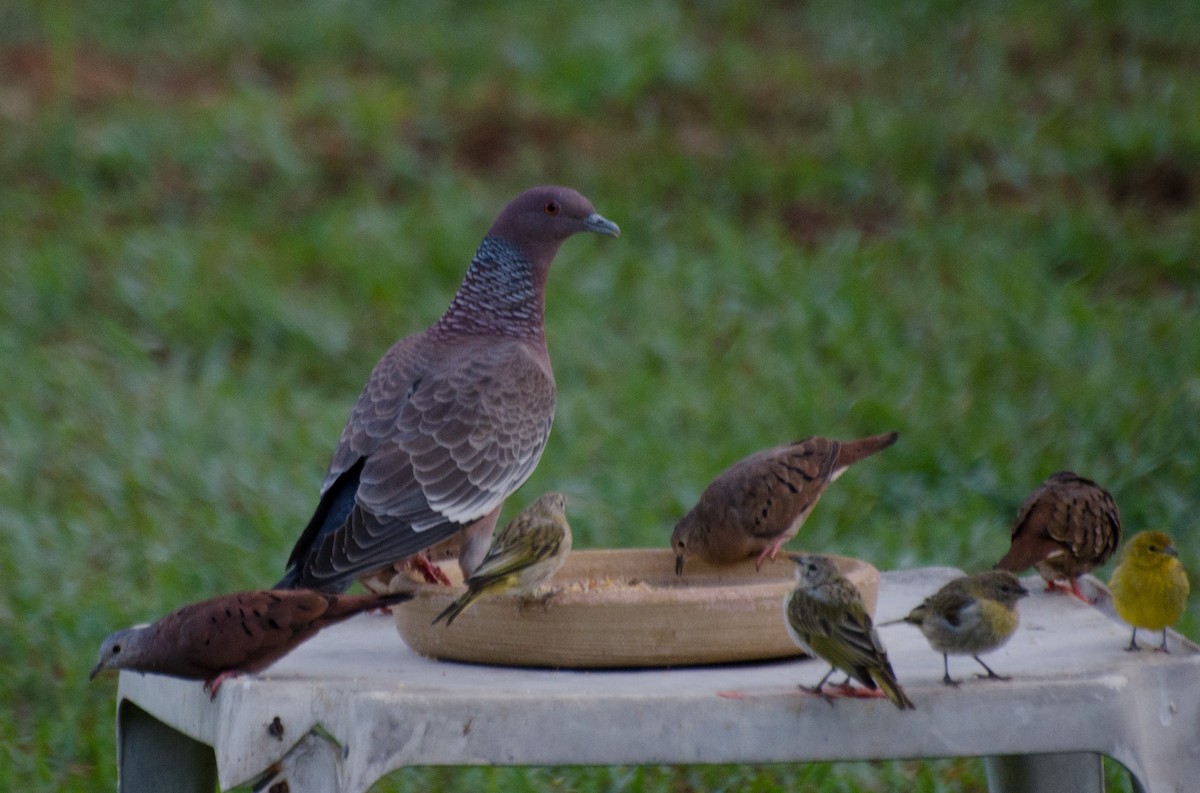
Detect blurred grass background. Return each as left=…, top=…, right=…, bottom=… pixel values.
left=1, top=0, right=1197, bottom=790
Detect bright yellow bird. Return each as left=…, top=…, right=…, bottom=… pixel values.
left=1109, top=530, right=1189, bottom=653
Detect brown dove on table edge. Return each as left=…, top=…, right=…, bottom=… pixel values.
left=994, top=470, right=1121, bottom=604
left=276, top=186, right=619, bottom=593
left=89, top=589, right=414, bottom=699
left=672, top=431, right=898, bottom=575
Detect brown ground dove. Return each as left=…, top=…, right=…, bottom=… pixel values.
left=672, top=431, right=898, bottom=574
left=994, top=470, right=1121, bottom=603
left=277, top=186, right=619, bottom=592
left=89, top=589, right=413, bottom=698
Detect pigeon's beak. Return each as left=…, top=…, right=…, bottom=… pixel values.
left=88, top=662, right=103, bottom=681
left=675, top=553, right=684, bottom=576
left=583, top=212, right=621, bottom=238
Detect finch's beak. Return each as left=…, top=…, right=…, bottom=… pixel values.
left=675, top=553, right=684, bottom=576
left=584, top=212, right=621, bottom=238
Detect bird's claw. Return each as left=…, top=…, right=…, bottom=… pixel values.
left=204, top=671, right=239, bottom=700
left=797, top=683, right=837, bottom=706
left=410, top=554, right=452, bottom=585
left=1045, top=579, right=1095, bottom=604
left=798, top=681, right=884, bottom=704
left=513, top=588, right=556, bottom=616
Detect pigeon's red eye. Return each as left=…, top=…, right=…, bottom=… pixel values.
left=544, top=202, right=560, bottom=215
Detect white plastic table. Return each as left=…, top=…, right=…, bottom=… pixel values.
left=112, top=567, right=1200, bottom=793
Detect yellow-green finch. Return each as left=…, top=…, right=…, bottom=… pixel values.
left=784, top=554, right=914, bottom=710
left=432, top=492, right=571, bottom=627
left=893, top=570, right=1028, bottom=686
left=1109, top=530, right=1189, bottom=652
left=995, top=471, right=1121, bottom=603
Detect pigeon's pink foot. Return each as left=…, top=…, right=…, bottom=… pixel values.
left=410, top=554, right=452, bottom=585
left=716, top=690, right=749, bottom=700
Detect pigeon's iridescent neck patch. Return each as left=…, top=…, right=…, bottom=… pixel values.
left=438, top=236, right=543, bottom=338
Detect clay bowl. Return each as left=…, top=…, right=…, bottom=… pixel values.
left=393, top=548, right=878, bottom=669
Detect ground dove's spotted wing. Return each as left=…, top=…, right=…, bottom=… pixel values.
left=995, top=471, right=1121, bottom=602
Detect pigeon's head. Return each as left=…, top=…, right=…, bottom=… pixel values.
left=488, top=186, right=619, bottom=266
left=89, top=625, right=149, bottom=680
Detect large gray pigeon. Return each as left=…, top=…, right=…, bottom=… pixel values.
left=278, top=186, right=619, bottom=592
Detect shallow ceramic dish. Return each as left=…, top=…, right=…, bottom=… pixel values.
left=393, top=548, right=878, bottom=668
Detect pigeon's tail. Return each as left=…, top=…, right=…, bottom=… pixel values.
left=274, top=566, right=335, bottom=591
left=278, top=460, right=364, bottom=591
left=279, top=518, right=466, bottom=593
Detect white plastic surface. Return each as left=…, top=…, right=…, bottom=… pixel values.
left=114, top=568, right=1200, bottom=793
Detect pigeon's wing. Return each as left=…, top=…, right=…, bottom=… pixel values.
left=286, top=338, right=555, bottom=590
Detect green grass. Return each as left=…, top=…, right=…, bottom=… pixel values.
left=2, top=1, right=1198, bottom=790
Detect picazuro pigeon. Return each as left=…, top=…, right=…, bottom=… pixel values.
left=278, top=186, right=618, bottom=592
